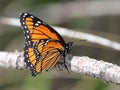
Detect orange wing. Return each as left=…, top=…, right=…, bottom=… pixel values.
left=20, top=13, right=65, bottom=46
left=33, top=40, right=64, bottom=76
left=20, top=13, right=68, bottom=76
left=24, top=40, right=64, bottom=76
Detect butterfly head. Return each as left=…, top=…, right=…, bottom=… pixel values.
left=64, top=42, right=73, bottom=54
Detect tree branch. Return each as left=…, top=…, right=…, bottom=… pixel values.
left=0, top=17, right=120, bottom=51
left=0, top=51, right=120, bottom=85
left=0, top=51, right=25, bottom=69
left=69, top=56, right=120, bottom=85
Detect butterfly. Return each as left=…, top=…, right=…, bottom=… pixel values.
left=20, top=13, right=73, bottom=76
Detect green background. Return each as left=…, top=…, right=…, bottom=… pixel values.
left=0, top=0, right=120, bottom=90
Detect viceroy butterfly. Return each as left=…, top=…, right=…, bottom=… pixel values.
left=20, top=13, right=73, bottom=76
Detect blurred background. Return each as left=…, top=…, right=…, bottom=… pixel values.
left=0, top=0, right=120, bottom=90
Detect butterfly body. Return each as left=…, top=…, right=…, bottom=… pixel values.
left=20, top=13, right=73, bottom=76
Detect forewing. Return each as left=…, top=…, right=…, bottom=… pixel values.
left=20, top=13, right=65, bottom=46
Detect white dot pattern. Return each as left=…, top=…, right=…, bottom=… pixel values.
left=20, top=13, right=73, bottom=76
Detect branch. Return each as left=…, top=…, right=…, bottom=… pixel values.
left=0, top=17, right=120, bottom=51
left=53, top=26, right=120, bottom=51
left=0, top=51, right=120, bottom=85
left=69, top=56, right=120, bottom=85
left=0, top=51, right=25, bottom=69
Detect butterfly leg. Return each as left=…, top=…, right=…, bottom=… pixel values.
left=40, top=60, right=43, bottom=72
left=63, top=56, right=70, bottom=73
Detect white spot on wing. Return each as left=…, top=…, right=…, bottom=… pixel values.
left=27, top=59, right=29, bottom=62
left=46, top=40, right=49, bottom=43
left=35, top=23, right=39, bottom=26
left=26, top=55, right=28, bottom=58
left=24, top=13, right=28, bottom=16
left=23, top=22, right=25, bottom=25
left=30, top=16, right=34, bottom=18
left=28, top=41, right=31, bottom=45
left=27, top=35, right=29, bottom=38
left=23, top=15, right=26, bottom=18
left=24, top=26, right=27, bottom=28
left=37, top=21, right=41, bottom=24
left=26, top=30, right=29, bottom=33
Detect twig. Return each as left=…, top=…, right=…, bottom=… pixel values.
left=0, top=17, right=120, bottom=51
left=0, top=51, right=25, bottom=69
left=0, top=51, right=120, bottom=85
left=53, top=26, right=120, bottom=51
left=69, top=56, right=120, bottom=85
